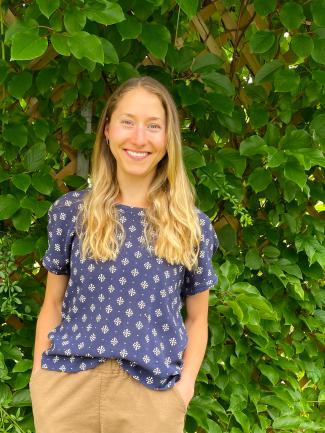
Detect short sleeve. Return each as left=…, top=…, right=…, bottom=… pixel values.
left=181, top=211, right=219, bottom=298
left=42, top=192, right=80, bottom=275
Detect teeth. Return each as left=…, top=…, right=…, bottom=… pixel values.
left=126, top=150, right=148, bottom=157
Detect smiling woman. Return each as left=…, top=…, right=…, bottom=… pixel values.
left=30, top=76, right=219, bottom=433
left=104, top=87, right=167, bottom=190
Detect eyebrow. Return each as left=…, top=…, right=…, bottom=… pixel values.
left=120, top=113, right=163, bottom=121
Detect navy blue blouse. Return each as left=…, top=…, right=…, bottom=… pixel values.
left=41, top=188, right=219, bottom=390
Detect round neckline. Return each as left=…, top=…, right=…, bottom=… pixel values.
left=115, top=203, right=147, bottom=211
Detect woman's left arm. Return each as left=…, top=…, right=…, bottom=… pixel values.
left=174, top=290, right=210, bottom=407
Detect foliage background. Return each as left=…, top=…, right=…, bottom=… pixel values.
left=0, top=0, right=324, bottom=432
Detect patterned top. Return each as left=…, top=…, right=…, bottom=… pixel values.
left=41, top=188, right=219, bottom=390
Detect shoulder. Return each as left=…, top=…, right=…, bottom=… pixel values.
left=195, top=208, right=215, bottom=231
left=49, top=188, right=89, bottom=215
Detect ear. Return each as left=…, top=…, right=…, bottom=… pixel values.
left=104, top=122, right=110, bottom=142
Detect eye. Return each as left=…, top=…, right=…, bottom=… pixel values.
left=148, top=123, right=161, bottom=130
left=121, top=119, right=134, bottom=126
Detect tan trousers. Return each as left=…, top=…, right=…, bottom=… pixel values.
left=29, top=358, right=187, bottom=433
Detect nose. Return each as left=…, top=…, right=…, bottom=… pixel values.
left=131, top=124, right=146, bottom=146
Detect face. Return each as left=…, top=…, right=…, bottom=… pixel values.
left=104, top=87, right=167, bottom=184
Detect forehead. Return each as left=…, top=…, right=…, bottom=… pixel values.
left=112, top=87, right=165, bottom=119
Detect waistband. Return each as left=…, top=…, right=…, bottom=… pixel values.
left=93, top=358, right=131, bottom=379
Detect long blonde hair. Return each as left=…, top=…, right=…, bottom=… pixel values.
left=76, top=76, right=201, bottom=270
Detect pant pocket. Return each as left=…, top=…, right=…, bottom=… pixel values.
left=171, top=385, right=188, bottom=413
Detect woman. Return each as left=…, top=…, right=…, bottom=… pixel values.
left=30, top=76, right=219, bottom=433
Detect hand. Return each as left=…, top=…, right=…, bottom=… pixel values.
left=174, top=378, right=195, bottom=408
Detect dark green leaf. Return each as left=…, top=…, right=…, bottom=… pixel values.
left=191, top=53, right=224, bottom=73
left=311, top=0, right=325, bottom=27
left=284, top=160, right=307, bottom=190
left=116, top=16, right=142, bottom=40
left=100, top=38, right=119, bottom=64
left=176, top=0, right=199, bottom=18
left=239, top=135, right=268, bottom=156
left=274, top=68, right=300, bottom=93
left=85, top=1, right=125, bottom=25
left=68, top=32, right=104, bottom=64
left=202, top=72, right=235, bottom=96
left=3, top=124, right=28, bottom=148
left=206, top=93, right=234, bottom=115
left=22, top=143, right=46, bottom=171
left=253, top=0, right=276, bottom=15
left=11, top=30, right=48, bottom=61
left=250, top=30, right=275, bottom=54
left=311, top=38, right=325, bottom=65
left=36, top=0, right=60, bottom=18
left=51, top=33, right=70, bottom=56
left=248, top=167, right=272, bottom=192
left=310, top=113, right=325, bottom=138
left=0, top=59, right=8, bottom=84
left=141, top=23, right=171, bottom=60
left=279, top=2, right=305, bottom=30
left=183, top=146, right=205, bottom=170
left=291, top=34, right=314, bottom=58
left=0, top=195, right=20, bottom=219
left=31, top=173, right=55, bottom=195
left=64, top=7, right=86, bottom=33
left=255, top=60, right=282, bottom=84
left=7, top=71, right=33, bottom=99
left=12, top=209, right=32, bottom=231
left=12, top=174, right=31, bottom=192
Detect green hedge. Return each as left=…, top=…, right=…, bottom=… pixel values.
left=0, top=1, right=324, bottom=432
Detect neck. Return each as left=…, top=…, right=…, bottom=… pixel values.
left=116, top=172, right=154, bottom=208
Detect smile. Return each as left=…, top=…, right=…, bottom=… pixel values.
left=124, top=150, right=150, bottom=160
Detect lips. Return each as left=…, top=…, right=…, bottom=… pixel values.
left=124, top=149, right=151, bottom=160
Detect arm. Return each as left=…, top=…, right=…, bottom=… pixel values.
left=175, top=290, right=210, bottom=406
left=32, top=272, right=68, bottom=372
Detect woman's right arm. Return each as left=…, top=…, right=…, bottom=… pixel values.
left=32, top=271, right=68, bottom=373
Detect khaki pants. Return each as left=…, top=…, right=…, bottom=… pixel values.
left=29, top=358, right=187, bottom=433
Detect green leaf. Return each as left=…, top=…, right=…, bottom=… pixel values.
left=274, top=68, right=300, bottom=93
left=0, top=195, right=20, bottom=219
left=12, top=174, right=31, bottom=192
left=202, top=72, right=235, bottom=96
left=279, top=2, right=305, bottom=30
left=231, top=282, right=260, bottom=295
left=291, top=34, right=314, bottom=58
left=116, top=62, right=139, bottom=82
left=191, top=53, right=224, bottom=73
left=36, top=0, right=60, bottom=18
left=11, top=237, right=38, bottom=256
left=245, top=249, right=263, bottom=270
left=11, top=29, right=48, bottom=61
left=263, top=246, right=280, bottom=258
left=239, top=135, right=268, bottom=156
left=36, top=68, right=58, bottom=94
left=7, top=71, right=33, bottom=99
left=206, top=93, right=234, bottom=115
left=217, top=148, right=246, bottom=177
left=177, top=85, right=199, bottom=107
left=31, top=173, right=55, bottom=195
left=248, top=167, right=272, bottom=192
left=13, top=359, right=32, bottom=372
left=250, top=30, right=275, bottom=54
left=267, top=149, right=286, bottom=168
left=64, top=6, right=86, bottom=33
left=310, top=113, right=325, bottom=138
left=3, top=124, right=28, bottom=148
left=311, top=0, right=325, bottom=27
left=51, top=33, right=70, bottom=56
left=20, top=196, right=51, bottom=218
left=183, top=146, right=205, bottom=170
left=273, top=416, right=302, bottom=429
left=253, top=0, right=276, bottom=15
left=22, top=143, right=46, bottom=171
left=284, top=160, right=307, bottom=190
left=218, top=111, right=243, bottom=134
left=100, top=38, right=119, bottom=64
left=141, top=23, right=171, bottom=60
left=176, top=0, right=199, bottom=18
left=85, top=1, right=125, bottom=25
left=311, top=38, right=325, bottom=65
left=255, top=60, right=282, bottom=84
left=116, top=16, right=142, bottom=40
left=68, top=31, right=104, bottom=64
left=228, top=301, right=244, bottom=321
left=258, top=364, right=279, bottom=385
left=12, top=208, right=32, bottom=231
